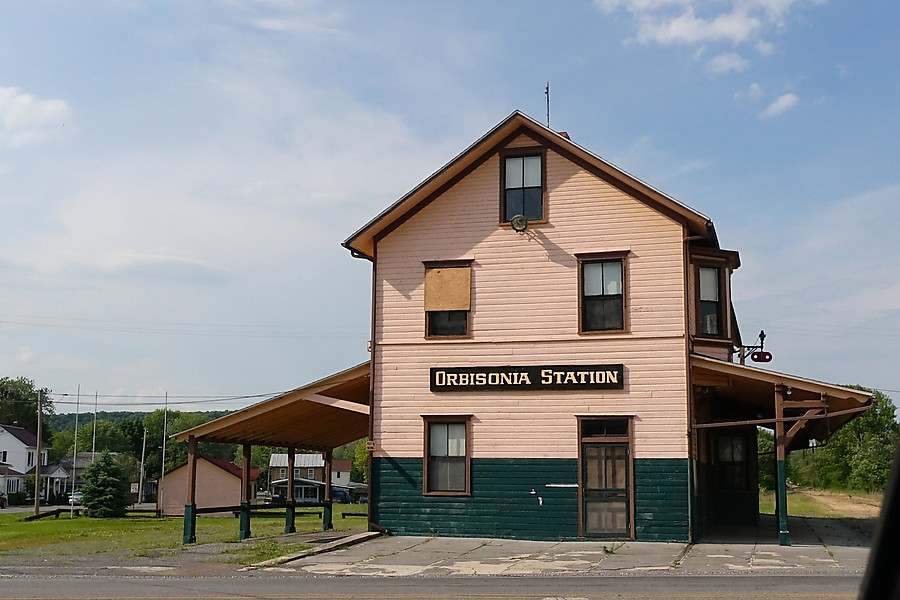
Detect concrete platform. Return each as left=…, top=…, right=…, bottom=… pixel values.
left=263, top=515, right=875, bottom=577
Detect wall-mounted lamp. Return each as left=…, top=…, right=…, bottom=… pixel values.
left=510, top=214, right=528, bottom=233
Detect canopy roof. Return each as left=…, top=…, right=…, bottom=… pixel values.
left=343, top=110, right=718, bottom=260
left=174, top=362, right=370, bottom=451
left=691, top=355, right=874, bottom=447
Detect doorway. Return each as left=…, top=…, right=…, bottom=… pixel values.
left=579, top=418, right=632, bottom=538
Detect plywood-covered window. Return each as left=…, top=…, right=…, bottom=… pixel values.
left=424, top=262, right=471, bottom=337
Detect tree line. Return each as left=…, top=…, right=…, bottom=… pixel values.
left=2, top=377, right=368, bottom=492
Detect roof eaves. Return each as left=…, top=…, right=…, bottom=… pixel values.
left=343, top=110, right=717, bottom=258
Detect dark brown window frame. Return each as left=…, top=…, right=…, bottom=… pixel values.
left=423, top=260, right=473, bottom=339
left=693, top=262, right=727, bottom=340
left=576, top=251, right=629, bottom=334
left=499, top=146, right=548, bottom=225
left=422, top=414, right=473, bottom=496
left=576, top=416, right=635, bottom=539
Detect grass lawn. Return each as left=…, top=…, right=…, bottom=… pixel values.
left=759, top=488, right=883, bottom=519
left=0, top=503, right=367, bottom=558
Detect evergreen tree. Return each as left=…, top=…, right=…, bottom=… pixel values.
left=81, top=451, right=131, bottom=517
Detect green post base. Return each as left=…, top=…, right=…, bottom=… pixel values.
left=323, top=501, right=333, bottom=531
left=284, top=500, right=296, bottom=534
left=182, top=504, right=197, bottom=544
left=239, top=501, right=251, bottom=540
left=776, top=460, right=790, bottom=546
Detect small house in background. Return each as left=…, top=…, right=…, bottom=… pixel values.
left=59, top=451, right=115, bottom=493
left=268, top=453, right=353, bottom=490
left=157, top=455, right=260, bottom=517
left=0, top=424, right=50, bottom=500
left=25, top=463, right=69, bottom=501
left=0, top=464, right=25, bottom=497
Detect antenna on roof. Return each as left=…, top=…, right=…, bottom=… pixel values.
left=545, top=82, right=550, bottom=128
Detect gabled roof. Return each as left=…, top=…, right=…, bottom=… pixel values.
left=0, top=424, right=46, bottom=449
left=166, top=455, right=261, bottom=481
left=26, top=464, right=68, bottom=477
left=343, top=110, right=717, bottom=260
left=0, top=465, right=24, bottom=477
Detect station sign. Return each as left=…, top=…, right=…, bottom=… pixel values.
left=430, top=364, right=624, bottom=392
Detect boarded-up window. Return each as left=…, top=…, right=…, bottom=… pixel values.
left=425, top=264, right=470, bottom=336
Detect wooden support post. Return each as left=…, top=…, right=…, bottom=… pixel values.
left=323, top=450, right=333, bottom=531
left=775, top=386, right=791, bottom=546
left=182, top=435, right=197, bottom=544
left=285, top=446, right=296, bottom=534
left=239, top=443, right=252, bottom=540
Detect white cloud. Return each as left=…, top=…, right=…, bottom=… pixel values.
left=735, top=82, right=764, bottom=102
left=637, top=9, right=762, bottom=45
left=755, top=40, right=775, bottom=55
left=707, top=52, right=750, bottom=74
left=596, top=0, right=824, bottom=65
left=0, top=86, right=71, bottom=148
left=759, top=92, right=799, bottom=118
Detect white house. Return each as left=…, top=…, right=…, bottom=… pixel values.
left=268, top=453, right=353, bottom=488
left=0, top=425, right=48, bottom=497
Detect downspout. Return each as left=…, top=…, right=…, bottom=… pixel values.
left=682, top=223, right=713, bottom=543
left=683, top=226, right=695, bottom=544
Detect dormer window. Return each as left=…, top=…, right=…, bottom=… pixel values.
left=698, top=266, right=721, bottom=337
left=503, top=152, right=544, bottom=222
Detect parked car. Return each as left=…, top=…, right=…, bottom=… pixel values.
left=68, top=491, right=83, bottom=505
left=0, top=492, right=7, bottom=508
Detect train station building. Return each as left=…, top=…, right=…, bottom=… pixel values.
left=178, top=111, right=872, bottom=544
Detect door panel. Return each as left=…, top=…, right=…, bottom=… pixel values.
left=582, top=442, right=629, bottom=536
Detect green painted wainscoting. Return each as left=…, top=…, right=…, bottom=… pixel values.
left=633, top=459, right=690, bottom=542
left=371, top=457, right=690, bottom=542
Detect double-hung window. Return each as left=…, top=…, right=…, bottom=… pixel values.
left=581, top=256, right=625, bottom=332
left=698, top=266, right=721, bottom=337
left=424, top=417, right=470, bottom=495
left=716, top=434, right=748, bottom=491
left=503, top=153, right=544, bottom=222
left=424, top=262, right=471, bottom=337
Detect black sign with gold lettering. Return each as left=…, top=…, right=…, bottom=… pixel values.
left=430, top=364, right=624, bottom=392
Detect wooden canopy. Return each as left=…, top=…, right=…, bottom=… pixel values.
left=691, top=354, right=874, bottom=448
left=173, top=362, right=370, bottom=451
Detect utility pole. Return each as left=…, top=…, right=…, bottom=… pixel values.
left=138, top=427, right=147, bottom=504
left=33, top=390, right=42, bottom=517
left=70, top=385, right=80, bottom=518
left=159, top=392, right=168, bottom=511
left=91, top=391, right=98, bottom=460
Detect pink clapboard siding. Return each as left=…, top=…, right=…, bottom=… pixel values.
left=373, top=142, right=689, bottom=460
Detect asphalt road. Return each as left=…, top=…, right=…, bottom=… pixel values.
left=0, top=574, right=863, bottom=600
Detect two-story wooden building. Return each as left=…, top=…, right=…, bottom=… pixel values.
left=341, top=111, right=873, bottom=543
left=176, top=110, right=872, bottom=545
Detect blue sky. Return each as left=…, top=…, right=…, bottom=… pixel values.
left=1, top=0, right=897, bottom=413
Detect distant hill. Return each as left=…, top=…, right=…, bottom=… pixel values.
left=47, top=410, right=232, bottom=433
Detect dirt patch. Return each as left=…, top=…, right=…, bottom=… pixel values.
left=802, top=488, right=883, bottom=519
